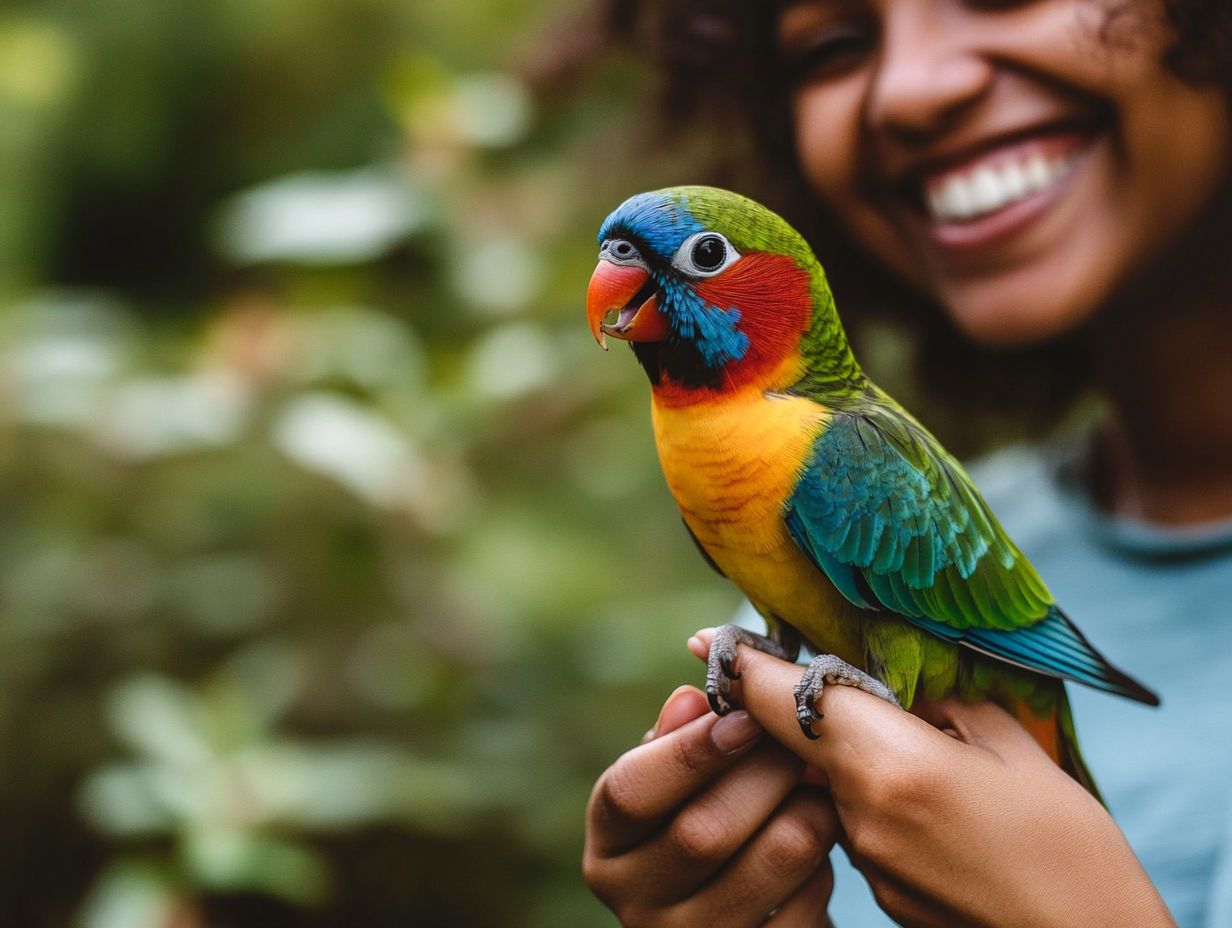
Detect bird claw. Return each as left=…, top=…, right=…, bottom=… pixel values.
left=705, top=624, right=797, bottom=718
left=794, top=690, right=824, bottom=740
left=792, top=653, right=900, bottom=739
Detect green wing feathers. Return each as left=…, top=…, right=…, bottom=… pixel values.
left=785, top=393, right=1158, bottom=705
left=786, top=398, right=1051, bottom=629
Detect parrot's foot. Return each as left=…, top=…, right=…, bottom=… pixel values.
left=793, top=655, right=899, bottom=740
left=706, top=624, right=797, bottom=716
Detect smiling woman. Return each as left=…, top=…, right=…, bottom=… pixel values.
left=583, top=1, right=1232, bottom=926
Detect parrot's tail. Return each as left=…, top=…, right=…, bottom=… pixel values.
left=1007, top=683, right=1105, bottom=806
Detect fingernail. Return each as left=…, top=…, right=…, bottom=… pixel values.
left=640, top=728, right=656, bottom=744
left=653, top=685, right=696, bottom=737
left=711, top=710, right=761, bottom=754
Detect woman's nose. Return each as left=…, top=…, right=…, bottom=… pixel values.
left=865, top=7, right=994, bottom=141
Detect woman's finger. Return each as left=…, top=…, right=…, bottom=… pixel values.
left=655, top=685, right=711, bottom=737
left=689, top=629, right=945, bottom=777
left=605, top=742, right=806, bottom=903
left=642, top=685, right=710, bottom=744
left=668, top=790, right=839, bottom=928
left=587, top=706, right=766, bottom=857
left=763, top=853, right=835, bottom=927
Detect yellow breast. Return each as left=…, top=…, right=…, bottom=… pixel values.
left=651, top=387, right=865, bottom=663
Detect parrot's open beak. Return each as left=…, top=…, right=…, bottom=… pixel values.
left=586, top=260, right=668, bottom=350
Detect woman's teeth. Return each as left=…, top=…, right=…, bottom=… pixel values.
left=924, top=151, right=1078, bottom=223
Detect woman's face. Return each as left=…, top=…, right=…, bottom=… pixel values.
left=779, top=0, right=1231, bottom=344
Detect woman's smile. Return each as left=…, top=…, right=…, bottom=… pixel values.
left=914, top=131, right=1089, bottom=235
left=879, top=126, right=1096, bottom=264
left=781, top=0, right=1232, bottom=343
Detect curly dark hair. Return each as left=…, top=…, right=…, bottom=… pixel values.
left=606, top=0, right=1232, bottom=450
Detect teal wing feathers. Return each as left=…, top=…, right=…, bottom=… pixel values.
left=784, top=399, right=1158, bottom=705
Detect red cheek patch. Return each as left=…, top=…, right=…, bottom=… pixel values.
left=693, top=252, right=813, bottom=387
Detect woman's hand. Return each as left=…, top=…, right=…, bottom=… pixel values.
left=583, top=684, right=838, bottom=927
left=687, top=629, right=1176, bottom=928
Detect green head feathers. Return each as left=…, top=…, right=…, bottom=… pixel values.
left=597, top=186, right=817, bottom=267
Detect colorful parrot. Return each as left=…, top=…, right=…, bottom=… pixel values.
left=585, top=185, right=1157, bottom=796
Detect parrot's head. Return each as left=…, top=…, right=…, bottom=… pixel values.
left=587, top=186, right=853, bottom=396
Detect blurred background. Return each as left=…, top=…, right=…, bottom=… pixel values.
left=0, top=0, right=762, bottom=924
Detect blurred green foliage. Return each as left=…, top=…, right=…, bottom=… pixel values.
left=0, top=0, right=745, bottom=925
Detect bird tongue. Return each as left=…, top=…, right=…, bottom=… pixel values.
left=611, top=300, right=644, bottom=332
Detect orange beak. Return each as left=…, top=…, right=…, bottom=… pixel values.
left=586, top=260, right=669, bottom=350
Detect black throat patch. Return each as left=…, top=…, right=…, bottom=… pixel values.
left=631, top=340, right=723, bottom=390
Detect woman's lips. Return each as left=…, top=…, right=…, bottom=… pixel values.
left=903, top=131, right=1097, bottom=253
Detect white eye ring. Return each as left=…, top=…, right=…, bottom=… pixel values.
left=671, top=231, right=740, bottom=278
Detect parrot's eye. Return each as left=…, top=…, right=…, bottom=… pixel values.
left=692, top=236, right=725, bottom=270
left=672, top=231, right=740, bottom=278
left=601, top=237, right=648, bottom=269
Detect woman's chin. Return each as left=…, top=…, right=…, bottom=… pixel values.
left=940, top=290, right=1098, bottom=348
left=930, top=258, right=1112, bottom=347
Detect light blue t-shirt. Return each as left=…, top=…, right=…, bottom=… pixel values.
left=747, top=444, right=1232, bottom=928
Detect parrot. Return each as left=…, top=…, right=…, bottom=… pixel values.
left=585, top=185, right=1158, bottom=797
